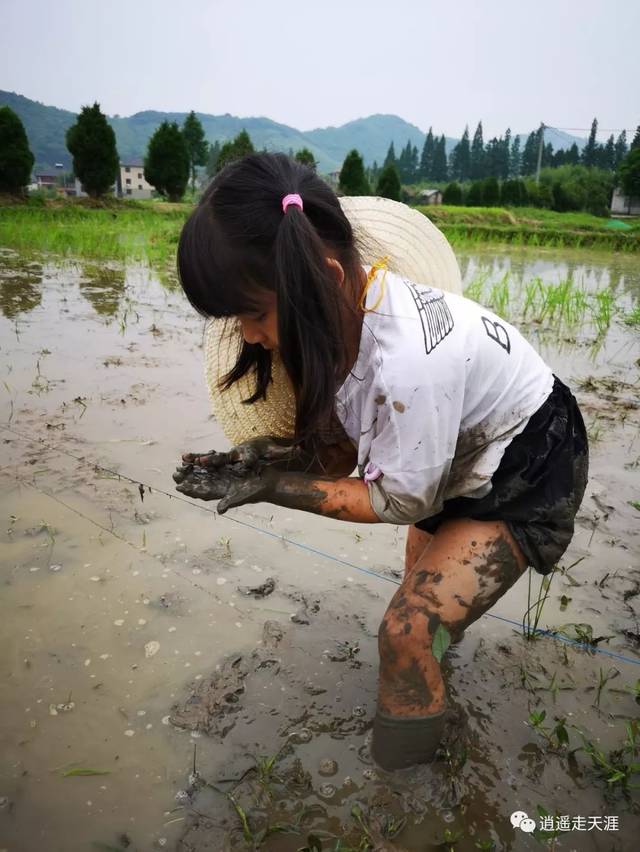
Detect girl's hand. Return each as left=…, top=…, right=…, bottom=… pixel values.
left=173, top=462, right=278, bottom=513
left=181, top=436, right=304, bottom=473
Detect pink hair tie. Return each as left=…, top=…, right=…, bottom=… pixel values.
left=282, top=193, right=303, bottom=214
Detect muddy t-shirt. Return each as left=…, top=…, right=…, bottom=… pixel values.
left=334, top=267, right=554, bottom=524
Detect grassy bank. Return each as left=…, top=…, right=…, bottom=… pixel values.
left=418, top=205, right=640, bottom=251
left=1, top=198, right=639, bottom=264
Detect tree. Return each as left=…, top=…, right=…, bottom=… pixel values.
left=216, top=129, right=255, bottom=173
left=482, top=176, right=500, bottom=206
left=619, top=148, right=640, bottom=199
left=420, top=128, right=435, bottom=181
left=182, top=111, right=208, bottom=191
left=467, top=180, right=484, bottom=206
left=582, top=118, right=599, bottom=167
left=614, top=131, right=628, bottom=169
left=294, top=148, right=318, bottom=170
left=383, top=142, right=397, bottom=169
left=0, top=106, right=34, bottom=194
left=432, top=135, right=448, bottom=182
left=65, top=102, right=119, bottom=198
left=376, top=164, right=401, bottom=201
left=470, top=121, right=485, bottom=179
left=206, top=141, right=221, bottom=178
left=630, top=125, right=640, bottom=151
left=339, top=149, right=370, bottom=196
left=144, top=121, right=190, bottom=202
left=449, top=126, right=470, bottom=182
left=600, top=134, right=615, bottom=171
left=442, top=182, right=463, bottom=204
left=521, top=131, right=539, bottom=175
left=565, top=143, right=580, bottom=166
left=509, top=135, right=521, bottom=177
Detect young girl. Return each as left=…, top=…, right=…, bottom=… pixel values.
left=173, top=152, right=588, bottom=771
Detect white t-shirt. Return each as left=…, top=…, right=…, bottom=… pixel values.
left=334, top=266, right=554, bottom=524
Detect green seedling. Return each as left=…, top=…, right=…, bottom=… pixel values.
left=629, top=500, right=640, bottom=512
left=555, top=622, right=614, bottom=648
left=575, top=720, right=640, bottom=795
left=523, top=566, right=557, bottom=640
left=63, top=767, right=110, bottom=777
left=527, top=709, right=570, bottom=751
left=592, top=667, right=620, bottom=708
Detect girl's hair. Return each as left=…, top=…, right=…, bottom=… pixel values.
left=177, top=152, right=364, bottom=444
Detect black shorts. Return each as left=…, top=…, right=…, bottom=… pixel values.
left=414, top=377, right=589, bottom=574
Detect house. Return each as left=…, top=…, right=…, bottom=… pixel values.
left=34, top=172, right=59, bottom=191
left=117, top=161, right=154, bottom=199
left=418, top=188, right=443, bottom=205
left=611, top=186, right=640, bottom=216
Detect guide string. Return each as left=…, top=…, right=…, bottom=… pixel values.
left=2, top=421, right=639, bottom=669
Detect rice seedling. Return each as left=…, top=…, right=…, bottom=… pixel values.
left=523, top=566, right=557, bottom=640
left=574, top=720, right=640, bottom=796
left=591, top=667, right=620, bottom=708
left=526, top=708, right=570, bottom=751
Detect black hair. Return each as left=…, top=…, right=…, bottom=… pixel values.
left=177, top=152, right=365, bottom=444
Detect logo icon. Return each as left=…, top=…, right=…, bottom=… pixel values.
left=511, top=811, right=536, bottom=833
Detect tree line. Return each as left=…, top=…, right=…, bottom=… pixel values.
left=374, top=119, right=636, bottom=185
left=1, top=103, right=639, bottom=211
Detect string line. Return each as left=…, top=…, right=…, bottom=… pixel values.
left=2, top=421, right=639, bottom=668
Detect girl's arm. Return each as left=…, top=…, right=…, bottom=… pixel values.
left=173, top=465, right=380, bottom=523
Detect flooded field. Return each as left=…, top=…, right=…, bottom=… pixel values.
left=1, top=245, right=638, bottom=852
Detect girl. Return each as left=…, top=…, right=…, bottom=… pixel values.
left=173, top=152, right=588, bottom=771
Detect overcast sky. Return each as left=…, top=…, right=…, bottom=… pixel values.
left=1, top=0, right=638, bottom=139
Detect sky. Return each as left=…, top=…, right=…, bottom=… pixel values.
left=1, top=0, right=638, bottom=140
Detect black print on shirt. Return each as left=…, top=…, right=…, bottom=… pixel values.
left=405, top=281, right=455, bottom=355
left=481, top=316, right=511, bottom=354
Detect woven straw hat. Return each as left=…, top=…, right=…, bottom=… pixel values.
left=203, top=195, right=462, bottom=445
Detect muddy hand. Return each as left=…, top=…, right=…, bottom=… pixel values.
left=182, top=437, right=301, bottom=474
left=174, top=464, right=276, bottom=512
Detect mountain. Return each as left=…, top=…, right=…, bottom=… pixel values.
left=0, top=90, right=587, bottom=174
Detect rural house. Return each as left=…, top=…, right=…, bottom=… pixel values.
left=117, top=161, right=154, bottom=199
left=418, top=188, right=443, bottom=205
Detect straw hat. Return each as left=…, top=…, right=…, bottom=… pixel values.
left=204, top=195, right=462, bottom=445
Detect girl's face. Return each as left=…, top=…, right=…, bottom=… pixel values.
left=237, top=292, right=278, bottom=350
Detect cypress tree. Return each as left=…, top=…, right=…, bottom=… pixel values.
left=410, top=144, right=419, bottom=183
left=339, top=149, right=371, bottom=196
left=521, top=131, right=539, bottom=175
left=450, top=126, right=470, bottom=181
left=182, top=111, right=208, bottom=191
left=216, top=129, right=255, bottom=173
left=0, top=106, right=35, bottom=194
left=582, top=118, right=599, bottom=167
left=397, top=140, right=412, bottom=182
left=501, top=129, right=512, bottom=179
left=614, top=130, right=628, bottom=169
left=566, top=143, right=580, bottom=166
left=509, top=136, right=521, bottom=177
left=431, top=135, right=448, bottom=181
left=420, top=128, right=435, bottom=181
left=470, top=121, right=485, bottom=179
left=630, top=126, right=640, bottom=151
left=144, top=121, right=190, bottom=202
left=467, top=180, right=484, bottom=206
left=484, top=137, right=501, bottom=178
left=376, top=164, right=401, bottom=201
left=206, top=141, right=221, bottom=178
left=65, top=102, right=119, bottom=198
left=294, top=148, right=317, bottom=170
left=601, top=135, right=615, bottom=171
left=383, top=142, right=397, bottom=169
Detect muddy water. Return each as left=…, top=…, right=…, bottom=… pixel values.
left=0, top=247, right=638, bottom=852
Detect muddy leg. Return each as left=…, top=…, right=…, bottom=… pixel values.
left=404, top=526, right=433, bottom=576
left=373, top=518, right=527, bottom=770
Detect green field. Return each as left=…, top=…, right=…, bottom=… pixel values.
left=418, top=204, right=640, bottom=251
left=1, top=197, right=639, bottom=264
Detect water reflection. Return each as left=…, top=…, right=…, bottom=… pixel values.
left=0, top=259, right=43, bottom=319
left=78, top=263, right=126, bottom=316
